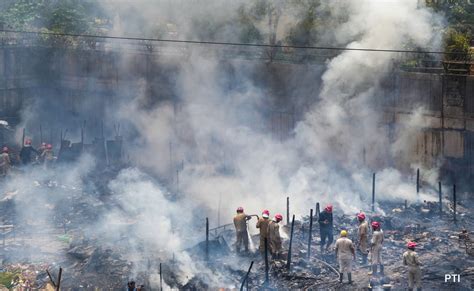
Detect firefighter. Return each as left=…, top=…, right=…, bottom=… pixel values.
left=267, top=213, right=283, bottom=259
left=357, top=212, right=369, bottom=265
left=0, top=147, right=11, bottom=177
left=41, top=144, right=54, bottom=169
left=233, top=207, right=251, bottom=253
left=256, top=209, right=270, bottom=254
left=335, top=230, right=355, bottom=284
left=403, top=241, right=422, bottom=291
left=370, top=221, right=384, bottom=275
left=19, top=139, right=39, bottom=165
left=318, top=204, right=334, bottom=252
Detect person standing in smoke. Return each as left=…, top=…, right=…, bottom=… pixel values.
left=41, top=144, right=55, bottom=169
left=256, top=209, right=270, bottom=256
left=19, top=139, right=39, bottom=165
left=357, top=212, right=369, bottom=265
left=267, top=213, right=283, bottom=259
left=335, top=230, right=355, bottom=284
left=370, top=221, right=384, bottom=275
left=318, top=204, right=334, bottom=253
left=233, top=207, right=251, bottom=253
left=403, top=242, right=422, bottom=291
left=0, top=147, right=11, bottom=177
left=38, top=142, right=47, bottom=162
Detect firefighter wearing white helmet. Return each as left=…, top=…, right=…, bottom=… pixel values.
left=256, top=209, right=270, bottom=255
left=335, top=230, right=355, bottom=284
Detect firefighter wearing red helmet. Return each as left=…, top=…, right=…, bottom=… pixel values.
left=256, top=209, right=270, bottom=255
left=370, top=221, right=384, bottom=275
left=267, top=213, right=283, bottom=259
left=403, top=242, right=422, bottom=290
left=233, top=207, right=251, bottom=253
left=318, top=204, right=334, bottom=253
left=0, top=146, right=11, bottom=177
left=20, top=138, right=40, bottom=166
left=357, top=212, right=369, bottom=265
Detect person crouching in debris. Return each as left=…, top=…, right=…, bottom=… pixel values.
left=234, top=207, right=251, bottom=253
left=256, top=209, right=270, bottom=256
left=335, top=230, right=355, bottom=284
left=370, top=221, right=384, bottom=275
left=0, top=147, right=11, bottom=177
left=318, top=204, right=334, bottom=253
left=41, top=144, right=55, bottom=169
left=403, top=242, right=422, bottom=291
left=268, top=213, right=283, bottom=259
left=357, top=212, right=369, bottom=265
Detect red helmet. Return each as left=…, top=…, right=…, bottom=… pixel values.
left=262, top=209, right=270, bottom=218
left=46, top=144, right=52, bottom=149
left=25, top=139, right=32, bottom=145
left=325, top=204, right=333, bottom=213
left=407, top=242, right=417, bottom=249
left=371, top=221, right=380, bottom=230
left=357, top=212, right=366, bottom=221
left=236, top=207, right=244, bottom=213
left=274, top=214, right=283, bottom=222
left=2, top=147, right=8, bottom=153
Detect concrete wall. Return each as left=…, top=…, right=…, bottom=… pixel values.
left=1, top=44, right=474, bottom=184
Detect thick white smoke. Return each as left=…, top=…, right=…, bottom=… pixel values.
left=3, top=0, right=447, bottom=288
left=112, top=0, right=443, bottom=219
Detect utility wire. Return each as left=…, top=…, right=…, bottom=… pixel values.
left=0, top=28, right=468, bottom=55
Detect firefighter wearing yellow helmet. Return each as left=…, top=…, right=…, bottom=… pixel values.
left=335, top=230, right=356, bottom=283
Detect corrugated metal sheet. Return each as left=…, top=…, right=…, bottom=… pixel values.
left=444, top=130, right=464, bottom=158
left=465, top=77, right=474, bottom=113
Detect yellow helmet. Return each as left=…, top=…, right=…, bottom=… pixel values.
left=340, top=230, right=348, bottom=237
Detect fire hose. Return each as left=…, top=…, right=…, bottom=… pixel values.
left=314, top=257, right=340, bottom=277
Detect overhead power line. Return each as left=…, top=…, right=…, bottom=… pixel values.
left=0, top=29, right=466, bottom=55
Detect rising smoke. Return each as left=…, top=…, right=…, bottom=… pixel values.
left=4, top=0, right=446, bottom=287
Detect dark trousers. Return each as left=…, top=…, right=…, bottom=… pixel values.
left=320, top=227, right=333, bottom=248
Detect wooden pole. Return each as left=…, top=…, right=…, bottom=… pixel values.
left=286, top=214, right=296, bottom=271
left=240, top=261, right=254, bottom=291
left=286, top=197, right=290, bottom=225
left=159, top=263, right=163, bottom=291
left=453, top=184, right=457, bottom=223
left=264, top=238, right=269, bottom=284
left=372, top=172, right=376, bottom=212
left=55, top=267, right=62, bottom=291
left=22, top=128, right=25, bottom=146
left=438, top=181, right=442, bottom=215
left=176, top=169, right=179, bottom=196
left=316, top=202, right=320, bottom=217
left=217, top=193, right=222, bottom=227
left=46, top=269, right=56, bottom=288
left=416, top=168, right=420, bottom=201
left=205, top=217, right=209, bottom=261
left=307, top=209, right=313, bottom=259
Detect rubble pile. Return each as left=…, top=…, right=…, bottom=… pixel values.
left=0, top=166, right=473, bottom=289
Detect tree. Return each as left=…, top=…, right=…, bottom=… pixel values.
left=0, top=0, right=104, bottom=34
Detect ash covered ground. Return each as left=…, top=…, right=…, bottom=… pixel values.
left=0, top=1, right=472, bottom=290
left=0, top=162, right=473, bottom=290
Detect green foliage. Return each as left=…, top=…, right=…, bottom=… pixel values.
left=0, top=0, right=104, bottom=34
left=0, top=271, right=19, bottom=289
